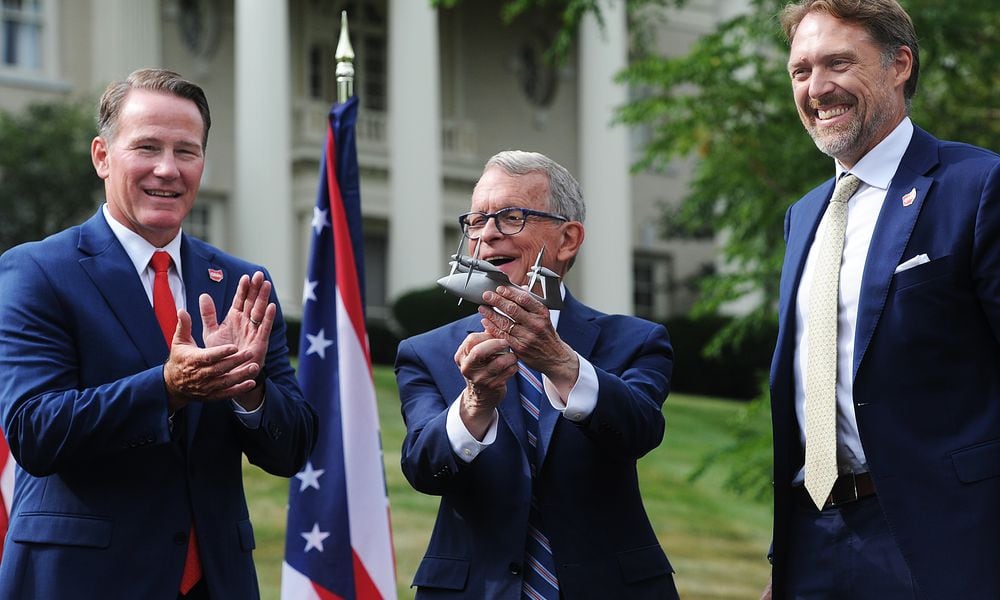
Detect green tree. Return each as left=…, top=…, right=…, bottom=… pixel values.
left=435, top=0, right=999, bottom=499
left=0, top=99, right=102, bottom=253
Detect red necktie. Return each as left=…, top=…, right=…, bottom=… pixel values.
left=151, top=252, right=178, bottom=345
left=149, top=251, right=203, bottom=594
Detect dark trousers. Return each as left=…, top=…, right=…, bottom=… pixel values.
left=785, top=489, right=923, bottom=599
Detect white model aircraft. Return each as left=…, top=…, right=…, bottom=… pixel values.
left=437, top=238, right=564, bottom=310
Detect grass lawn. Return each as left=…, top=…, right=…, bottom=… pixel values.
left=244, top=365, right=772, bottom=599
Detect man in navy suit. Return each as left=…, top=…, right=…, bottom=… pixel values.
left=765, top=1, right=1000, bottom=598
left=395, top=151, right=679, bottom=599
left=0, top=69, right=317, bottom=599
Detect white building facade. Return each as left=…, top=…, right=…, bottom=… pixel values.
left=0, top=0, right=738, bottom=322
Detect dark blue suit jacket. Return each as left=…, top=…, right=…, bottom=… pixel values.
left=395, top=291, right=678, bottom=599
left=0, top=211, right=318, bottom=599
left=769, top=127, right=1000, bottom=599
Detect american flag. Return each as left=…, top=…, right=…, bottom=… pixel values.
left=0, top=431, right=11, bottom=561
left=281, top=96, right=396, bottom=599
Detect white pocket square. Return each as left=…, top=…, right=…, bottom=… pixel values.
left=894, top=253, right=930, bottom=274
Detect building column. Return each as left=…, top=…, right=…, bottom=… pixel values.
left=233, top=0, right=294, bottom=307
left=90, top=0, right=161, bottom=86
left=387, top=0, right=443, bottom=300
left=577, top=2, right=632, bottom=315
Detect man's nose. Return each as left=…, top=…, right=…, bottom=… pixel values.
left=153, top=153, right=180, bottom=178
left=479, top=216, right=505, bottom=241
left=808, top=69, right=837, bottom=102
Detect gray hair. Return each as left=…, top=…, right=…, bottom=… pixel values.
left=484, top=151, right=586, bottom=223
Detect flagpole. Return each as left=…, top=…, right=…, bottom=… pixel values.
left=336, top=11, right=355, bottom=103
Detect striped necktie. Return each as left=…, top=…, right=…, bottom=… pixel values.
left=803, top=173, right=862, bottom=510
left=517, top=362, right=559, bottom=600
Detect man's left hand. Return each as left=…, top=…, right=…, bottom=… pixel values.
left=201, top=271, right=276, bottom=410
left=479, top=285, right=578, bottom=398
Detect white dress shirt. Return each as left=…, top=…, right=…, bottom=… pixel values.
left=792, top=118, right=914, bottom=482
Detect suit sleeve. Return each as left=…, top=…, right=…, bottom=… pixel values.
left=232, top=277, right=318, bottom=477
left=0, top=247, right=172, bottom=476
left=973, top=160, right=1000, bottom=343
left=580, top=321, right=673, bottom=459
left=396, top=337, right=469, bottom=496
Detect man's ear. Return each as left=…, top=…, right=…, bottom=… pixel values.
left=91, top=136, right=110, bottom=180
left=892, top=45, right=913, bottom=92
left=555, top=221, right=585, bottom=265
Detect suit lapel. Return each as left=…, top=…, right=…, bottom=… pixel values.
left=499, top=385, right=530, bottom=464
left=771, top=180, right=835, bottom=400
left=853, top=129, right=939, bottom=374
left=77, top=212, right=168, bottom=369
left=537, top=291, right=599, bottom=465
left=777, top=180, right=836, bottom=340
left=180, top=236, right=225, bottom=348
left=179, top=236, right=225, bottom=446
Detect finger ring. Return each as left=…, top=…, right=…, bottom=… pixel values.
left=507, top=321, right=516, bottom=334
left=250, top=318, right=261, bottom=326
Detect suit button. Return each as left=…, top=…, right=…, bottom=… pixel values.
left=173, top=532, right=188, bottom=545
left=509, top=562, right=522, bottom=575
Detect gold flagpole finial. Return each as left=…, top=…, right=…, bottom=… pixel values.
left=335, top=10, right=355, bottom=102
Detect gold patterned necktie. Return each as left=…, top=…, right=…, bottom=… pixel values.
left=804, top=173, right=862, bottom=510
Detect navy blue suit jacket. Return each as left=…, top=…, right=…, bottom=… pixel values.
left=0, top=211, right=318, bottom=599
left=395, top=290, right=678, bottom=599
left=769, top=127, right=1000, bottom=599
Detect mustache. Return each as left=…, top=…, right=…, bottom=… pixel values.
left=809, top=94, right=854, bottom=109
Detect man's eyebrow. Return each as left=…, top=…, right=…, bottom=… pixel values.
left=129, top=136, right=202, bottom=151
left=788, top=49, right=858, bottom=69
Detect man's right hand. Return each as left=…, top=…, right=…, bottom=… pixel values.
left=163, top=308, right=259, bottom=411
left=455, top=331, right=517, bottom=439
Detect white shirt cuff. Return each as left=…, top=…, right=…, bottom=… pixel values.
left=446, top=395, right=498, bottom=463
left=543, top=352, right=598, bottom=423
left=231, top=396, right=265, bottom=429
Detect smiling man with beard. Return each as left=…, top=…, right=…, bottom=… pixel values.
left=763, top=1, right=1000, bottom=599
left=395, top=151, right=679, bottom=599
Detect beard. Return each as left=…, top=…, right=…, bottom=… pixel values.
left=803, top=91, right=895, bottom=164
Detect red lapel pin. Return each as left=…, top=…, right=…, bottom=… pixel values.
left=208, top=268, right=223, bottom=282
left=901, top=187, right=917, bottom=207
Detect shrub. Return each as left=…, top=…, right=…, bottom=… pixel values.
left=0, top=99, right=102, bottom=252
left=392, top=285, right=478, bottom=340
left=367, top=319, right=401, bottom=365
left=662, top=314, right=777, bottom=400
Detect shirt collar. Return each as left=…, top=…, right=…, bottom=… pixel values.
left=835, top=117, right=913, bottom=190
left=101, top=203, right=184, bottom=279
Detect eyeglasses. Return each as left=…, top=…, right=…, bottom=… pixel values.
left=458, top=207, right=568, bottom=239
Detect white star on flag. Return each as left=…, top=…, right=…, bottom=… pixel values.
left=303, top=278, right=318, bottom=304
left=311, top=207, right=329, bottom=234
left=305, top=329, right=334, bottom=360
left=295, top=461, right=325, bottom=492
left=301, top=522, right=331, bottom=553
